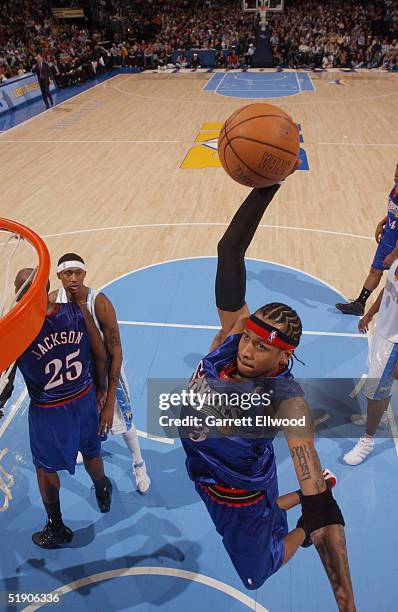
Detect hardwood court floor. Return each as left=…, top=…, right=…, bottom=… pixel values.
left=1, top=69, right=398, bottom=299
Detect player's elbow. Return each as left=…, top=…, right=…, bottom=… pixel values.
left=217, top=234, right=243, bottom=260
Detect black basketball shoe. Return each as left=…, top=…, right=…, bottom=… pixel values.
left=32, top=521, right=74, bottom=549
left=335, top=301, right=364, bottom=316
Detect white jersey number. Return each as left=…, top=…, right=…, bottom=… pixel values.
left=44, top=349, right=83, bottom=391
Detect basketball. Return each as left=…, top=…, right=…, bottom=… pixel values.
left=218, top=103, right=300, bottom=188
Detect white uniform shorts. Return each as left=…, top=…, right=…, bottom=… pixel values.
left=365, top=334, right=398, bottom=400
left=111, top=365, right=133, bottom=435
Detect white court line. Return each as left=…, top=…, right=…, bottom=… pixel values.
left=39, top=221, right=374, bottom=243
left=2, top=140, right=395, bottom=148
left=349, top=373, right=368, bottom=398
left=317, top=142, right=398, bottom=148
left=22, top=567, right=269, bottom=612
left=98, top=254, right=350, bottom=303
left=0, top=388, right=28, bottom=439
left=117, top=319, right=365, bottom=339
left=0, top=138, right=181, bottom=144
left=306, top=71, right=315, bottom=91
left=135, top=428, right=174, bottom=445
left=295, top=72, right=302, bottom=94
left=215, top=71, right=229, bottom=94
left=231, top=74, right=287, bottom=82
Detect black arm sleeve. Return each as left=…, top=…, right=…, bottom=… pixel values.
left=0, top=363, right=17, bottom=408
left=215, top=184, right=280, bottom=312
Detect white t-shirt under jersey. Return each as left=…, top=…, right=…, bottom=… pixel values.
left=375, top=260, right=398, bottom=343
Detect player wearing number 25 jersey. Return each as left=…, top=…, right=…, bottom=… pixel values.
left=0, top=268, right=112, bottom=549
left=18, top=303, right=92, bottom=408
left=17, top=301, right=103, bottom=476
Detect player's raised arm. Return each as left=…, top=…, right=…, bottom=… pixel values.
left=280, top=397, right=356, bottom=612
left=212, top=184, right=281, bottom=350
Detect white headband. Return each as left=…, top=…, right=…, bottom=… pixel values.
left=57, top=261, right=86, bottom=273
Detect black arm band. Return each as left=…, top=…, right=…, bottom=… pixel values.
left=301, top=489, right=345, bottom=534
left=215, top=184, right=280, bottom=311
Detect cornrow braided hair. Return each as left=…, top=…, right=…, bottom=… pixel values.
left=254, top=302, right=303, bottom=346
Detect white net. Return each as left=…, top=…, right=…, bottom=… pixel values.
left=0, top=226, right=40, bottom=395
left=260, top=7, right=268, bottom=31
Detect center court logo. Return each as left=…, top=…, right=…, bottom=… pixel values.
left=181, top=122, right=310, bottom=170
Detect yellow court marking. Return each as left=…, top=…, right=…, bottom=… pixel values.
left=180, top=144, right=221, bottom=168
left=202, top=122, right=223, bottom=130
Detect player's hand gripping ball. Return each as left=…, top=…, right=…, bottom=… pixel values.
left=218, top=103, right=300, bottom=187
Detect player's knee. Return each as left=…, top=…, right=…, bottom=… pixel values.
left=369, top=267, right=383, bottom=278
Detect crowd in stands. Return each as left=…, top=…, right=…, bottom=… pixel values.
left=270, top=0, right=398, bottom=69
left=0, top=0, right=110, bottom=86
left=1, top=0, right=398, bottom=88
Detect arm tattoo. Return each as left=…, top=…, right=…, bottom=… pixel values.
left=290, top=443, right=325, bottom=493
left=312, top=525, right=354, bottom=609
left=108, top=327, right=121, bottom=350
left=290, top=444, right=311, bottom=481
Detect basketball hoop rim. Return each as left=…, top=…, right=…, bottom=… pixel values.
left=0, top=218, right=50, bottom=366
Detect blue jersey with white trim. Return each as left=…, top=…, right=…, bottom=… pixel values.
left=385, top=182, right=398, bottom=245
left=180, top=334, right=303, bottom=500
left=17, top=303, right=93, bottom=405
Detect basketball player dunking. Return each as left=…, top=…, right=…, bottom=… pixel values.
left=179, top=181, right=356, bottom=609
left=50, top=254, right=150, bottom=493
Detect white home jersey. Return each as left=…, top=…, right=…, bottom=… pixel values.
left=375, top=260, right=398, bottom=343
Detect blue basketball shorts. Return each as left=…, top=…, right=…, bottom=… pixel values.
left=195, top=481, right=288, bottom=590
left=29, top=386, right=101, bottom=474
left=371, top=238, right=396, bottom=270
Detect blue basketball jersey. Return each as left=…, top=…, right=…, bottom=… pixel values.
left=17, top=303, right=93, bottom=405
left=384, top=182, right=398, bottom=244
left=180, top=334, right=303, bottom=501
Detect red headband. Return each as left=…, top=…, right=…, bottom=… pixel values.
left=246, top=316, right=298, bottom=350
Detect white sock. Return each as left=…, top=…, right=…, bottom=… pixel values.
left=122, top=425, right=143, bottom=465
